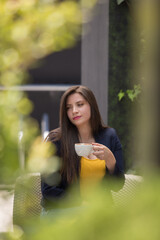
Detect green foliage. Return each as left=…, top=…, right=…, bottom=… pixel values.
left=0, top=0, right=93, bottom=183
left=117, top=0, right=125, bottom=5
left=118, top=84, right=141, bottom=102
left=118, top=89, right=125, bottom=101
left=4, top=175, right=160, bottom=240
left=126, top=84, right=141, bottom=101
left=0, top=0, right=82, bottom=74
left=117, top=0, right=131, bottom=6
left=108, top=0, right=136, bottom=171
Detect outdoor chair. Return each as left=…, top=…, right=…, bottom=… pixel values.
left=13, top=173, right=42, bottom=225
left=13, top=173, right=143, bottom=225
left=111, top=174, right=143, bottom=207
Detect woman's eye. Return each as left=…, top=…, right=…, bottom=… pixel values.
left=78, top=103, right=83, bottom=107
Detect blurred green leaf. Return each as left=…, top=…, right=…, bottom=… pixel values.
left=118, top=90, right=125, bottom=101
left=14, top=176, right=160, bottom=240
left=117, top=0, right=125, bottom=5
left=126, top=84, right=141, bottom=102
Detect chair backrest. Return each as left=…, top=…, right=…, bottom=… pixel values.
left=13, top=173, right=42, bottom=225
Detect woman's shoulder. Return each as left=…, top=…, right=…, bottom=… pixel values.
left=97, top=127, right=122, bottom=151
left=95, top=127, right=120, bottom=147
left=98, top=127, right=117, bottom=138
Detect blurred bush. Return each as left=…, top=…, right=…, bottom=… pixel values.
left=4, top=175, right=160, bottom=240
left=0, top=0, right=96, bottom=184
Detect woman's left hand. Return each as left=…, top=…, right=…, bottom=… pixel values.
left=92, top=143, right=116, bottom=173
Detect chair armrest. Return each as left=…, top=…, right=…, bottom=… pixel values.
left=111, top=174, right=143, bottom=206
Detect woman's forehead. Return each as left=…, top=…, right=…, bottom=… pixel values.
left=66, top=93, right=85, bottom=104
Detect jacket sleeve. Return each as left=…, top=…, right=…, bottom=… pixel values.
left=110, top=128, right=124, bottom=176
left=41, top=140, right=68, bottom=208
left=104, top=128, right=125, bottom=189
left=41, top=177, right=67, bottom=198
left=41, top=176, right=68, bottom=209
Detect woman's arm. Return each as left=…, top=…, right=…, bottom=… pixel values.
left=41, top=176, right=68, bottom=209
left=41, top=180, right=66, bottom=199
left=41, top=136, right=68, bottom=208
left=94, top=127, right=124, bottom=177
left=92, top=143, right=116, bottom=174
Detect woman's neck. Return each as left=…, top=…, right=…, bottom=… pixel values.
left=78, top=125, right=95, bottom=143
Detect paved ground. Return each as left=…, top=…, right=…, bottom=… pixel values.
left=0, top=190, right=14, bottom=232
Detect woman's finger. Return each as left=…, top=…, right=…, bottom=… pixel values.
left=92, top=142, right=101, bottom=146
left=93, top=146, right=103, bottom=151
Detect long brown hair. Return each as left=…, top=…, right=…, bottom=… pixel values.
left=48, top=85, right=107, bottom=184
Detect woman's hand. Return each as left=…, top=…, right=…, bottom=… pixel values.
left=92, top=143, right=116, bottom=174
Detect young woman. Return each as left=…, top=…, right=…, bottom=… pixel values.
left=41, top=85, right=124, bottom=210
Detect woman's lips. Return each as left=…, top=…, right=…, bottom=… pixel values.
left=73, top=116, right=81, bottom=120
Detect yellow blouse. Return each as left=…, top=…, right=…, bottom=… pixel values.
left=80, top=157, right=106, bottom=199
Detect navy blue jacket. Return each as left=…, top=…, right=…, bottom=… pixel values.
left=41, top=127, right=124, bottom=209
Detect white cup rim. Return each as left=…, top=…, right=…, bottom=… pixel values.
left=75, top=143, right=92, bottom=145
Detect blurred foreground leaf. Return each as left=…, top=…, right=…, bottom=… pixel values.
left=0, top=0, right=96, bottom=183
left=9, top=175, right=160, bottom=240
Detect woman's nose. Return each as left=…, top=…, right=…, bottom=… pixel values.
left=73, top=106, right=78, bottom=113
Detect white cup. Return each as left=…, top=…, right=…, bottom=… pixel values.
left=75, top=143, right=93, bottom=157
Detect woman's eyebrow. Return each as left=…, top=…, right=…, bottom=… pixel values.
left=67, top=100, right=83, bottom=106
left=76, top=100, right=83, bottom=103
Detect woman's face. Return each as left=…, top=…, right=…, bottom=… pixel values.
left=66, top=93, right=91, bottom=128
